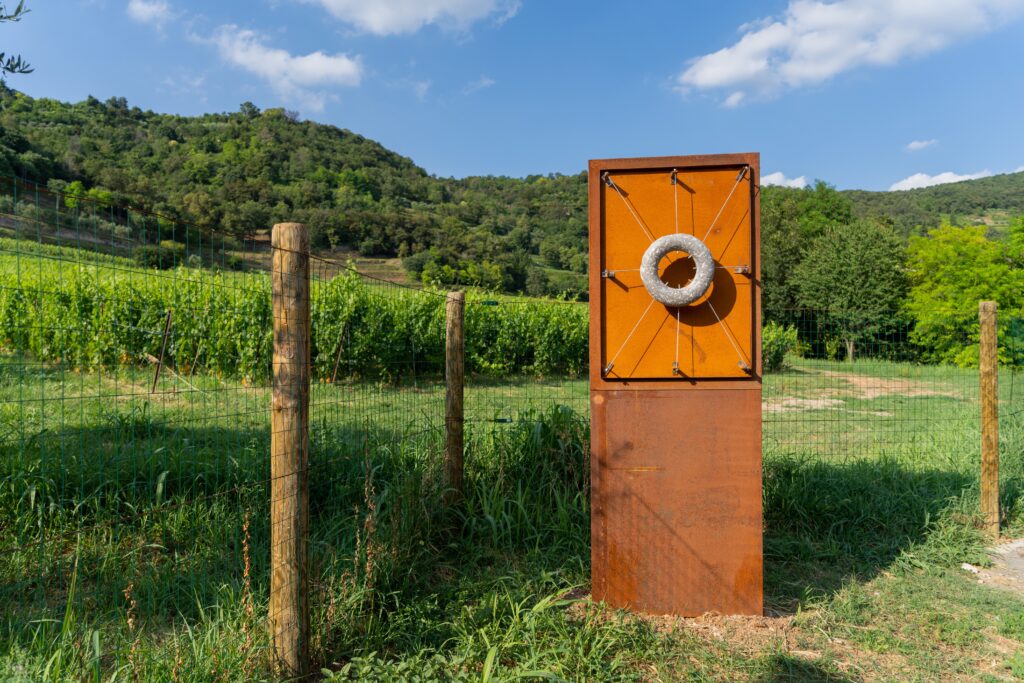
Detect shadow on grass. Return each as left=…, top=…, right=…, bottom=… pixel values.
left=754, top=652, right=859, bottom=682
left=0, top=402, right=987, bottom=675
left=0, top=417, right=441, bottom=630
left=763, top=454, right=972, bottom=614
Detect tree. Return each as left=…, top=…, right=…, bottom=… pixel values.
left=239, top=101, right=260, bottom=119
left=795, top=180, right=853, bottom=239
left=760, top=187, right=804, bottom=322
left=905, top=224, right=1024, bottom=365
left=761, top=182, right=856, bottom=325
left=795, top=219, right=907, bottom=361
left=0, top=2, right=32, bottom=77
left=63, top=180, right=85, bottom=209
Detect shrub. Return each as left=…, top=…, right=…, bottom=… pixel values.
left=763, top=322, right=798, bottom=372
left=133, top=241, right=185, bottom=269
left=14, top=200, right=49, bottom=224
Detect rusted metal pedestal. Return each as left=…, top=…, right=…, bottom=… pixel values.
left=588, top=154, right=763, bottom=616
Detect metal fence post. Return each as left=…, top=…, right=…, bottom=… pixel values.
left=445, top=291, right=465, bottom=503
left=980, top=300, right=999, bottom=537
left=270, top=222, right=310, bottom=677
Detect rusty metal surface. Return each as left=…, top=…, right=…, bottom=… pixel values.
left=589, top=153, right=761, bottom=387
left=590, top=388, right=763, bottom=615
left=588, top=153, right=763, bottom=616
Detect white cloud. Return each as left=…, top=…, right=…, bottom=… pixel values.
left=306, top=0, right=520, bottom=35
left=889, top=169, right=992, bottom=191
left=678, top=0, right=1024, bottom=105
left=127, top=0, right=172, bottom=29
left=208, top=25, right=362, bottom=113
left=723, top=91, right=745, bottom=108
left=762, top=171, right=808, bottom=188
left=1015, top=165, right=1024, bottom=173
left=462, top=75, right=495, bottom=94
left=905, top=139, right=937, bottom=151
left=412, top=80, right=431, bottom=101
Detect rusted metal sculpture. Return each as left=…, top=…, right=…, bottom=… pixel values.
left=588, top=153, right=763, bottom=616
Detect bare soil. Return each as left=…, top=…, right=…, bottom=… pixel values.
left=816, top=370, right=961, bottom=400
left=963, top=538, right=1024, bottom=593
left=763, top=397, right=844, bottom=413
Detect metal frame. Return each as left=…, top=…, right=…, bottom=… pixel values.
left=588, top=153, right=762, bottom=388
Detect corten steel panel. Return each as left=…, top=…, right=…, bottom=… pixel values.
left=588, top=153, right=763, bottom=390
left=588, top=153, right=762, bottom=616
left=598, top=167, right=754, bottom=379
left=590, top=389, right=763, bottom=615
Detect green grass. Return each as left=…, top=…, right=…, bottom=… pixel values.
left=2, top=350, right=1024, bottom=681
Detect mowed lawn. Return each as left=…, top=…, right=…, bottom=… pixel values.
left=1, top=353, right=1023, bottom=681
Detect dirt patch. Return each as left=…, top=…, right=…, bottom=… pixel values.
left=563, top=592, right=795, bottom=651
left=562, top=594, right=926, bottom=680
left=671, top=612, right=795, bottom=652
left=763, top=397, right=844, bottom=413
left=962, top=538, right=1024, bottom=593
left=816, top=370, right=961, bottom=401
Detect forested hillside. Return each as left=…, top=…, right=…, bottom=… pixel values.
left=2, top=86, right=1022, bottom=303
left=847, top=172, right=1024, bottom=234
left=0, top=87, right=586, bottom=296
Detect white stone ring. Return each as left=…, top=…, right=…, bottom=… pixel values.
left=639, top=233, right=715, bottom=307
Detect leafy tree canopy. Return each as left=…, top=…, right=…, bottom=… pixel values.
left=3, top=86, right=1024, bottom=309
left=906, top=224, right=1024, bottom=365
left=0, top=2, right=31, bottom=77
left=795, top=219, right=907, bottom=361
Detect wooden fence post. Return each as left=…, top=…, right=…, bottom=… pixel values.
left=980, top=300, right=999, bottom=538
left=270, top=223, right=310, bottom=677
left=445, top=291, right=465, bottom=502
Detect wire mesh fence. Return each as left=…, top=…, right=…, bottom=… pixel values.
left=763, top=311, right=1023, bottom=464
left=0, top=177, right=278, bottom=677
left=0, top=175, right=1021, bottom=677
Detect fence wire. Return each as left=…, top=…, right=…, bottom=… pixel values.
left=0, top=176, right=277, bottom=678
left=763, top=311, right=1023, bottom=464
left=0, top=175, right=1021, bottom=678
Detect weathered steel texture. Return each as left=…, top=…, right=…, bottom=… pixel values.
left=588, top=153, right=763, bottom=616
left=589, top=154, right=760, bottom=383
left=590, top=388, right=763, bottom=615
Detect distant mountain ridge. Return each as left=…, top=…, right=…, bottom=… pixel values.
left=844, top=171, right=1024, bottom=234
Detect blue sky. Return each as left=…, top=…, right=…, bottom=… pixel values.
left=6, top=0, right=1024, bottom=190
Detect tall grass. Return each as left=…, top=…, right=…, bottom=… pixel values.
left=1, top=404, right=662, bottom=680
left=3, top=390, right=1021, bottom=680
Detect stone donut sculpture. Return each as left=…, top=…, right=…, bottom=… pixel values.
left=639, top=233, right=715, bottom=307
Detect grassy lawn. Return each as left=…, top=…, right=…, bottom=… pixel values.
left=1, top=354, right=1023, bottom=681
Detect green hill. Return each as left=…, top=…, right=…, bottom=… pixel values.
left=2, top=85, right=1022, bottom=298
left=845, top=171, right=1024, bottom=235
left=0, top=87, right=587, bottom=297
